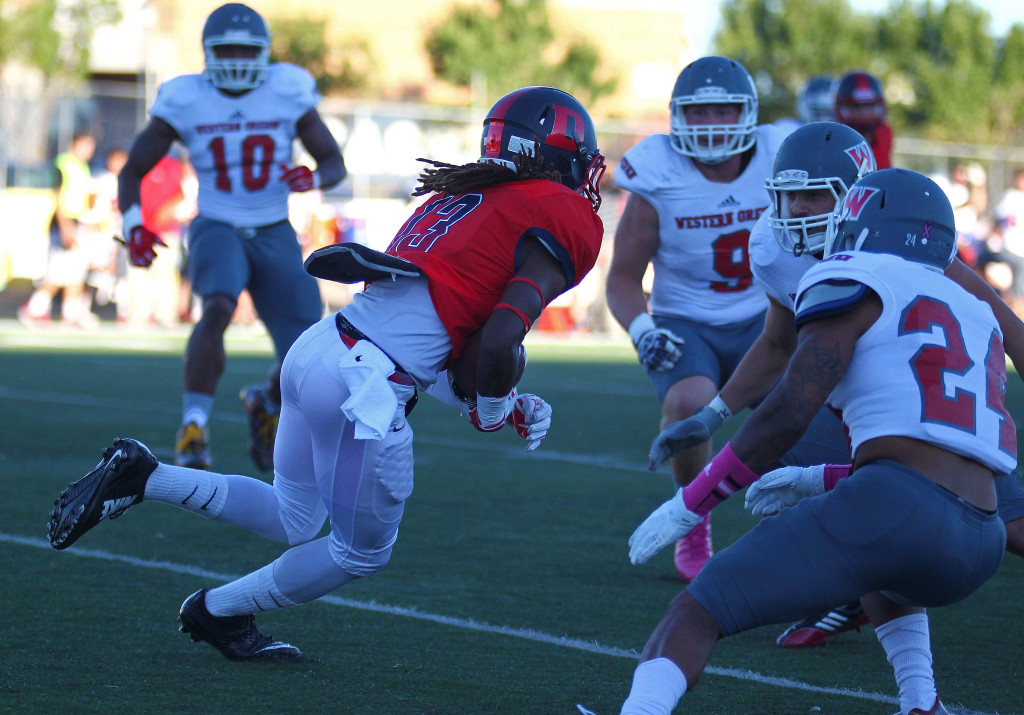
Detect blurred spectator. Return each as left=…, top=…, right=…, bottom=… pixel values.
left=947, top=163, right=988, bottom=268
left=86, top=148, right=128, bottom=314
left=123, top=154, right=189, bottom=326
left=19, top=132, right=100, bottom=328
left=995, top=168, right=1024, bottom=311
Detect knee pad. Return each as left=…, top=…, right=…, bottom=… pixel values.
left=326, top=516, right=399, bottom=578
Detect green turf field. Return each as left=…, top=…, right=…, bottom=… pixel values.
left=1, top=321, right=1021, bottom=714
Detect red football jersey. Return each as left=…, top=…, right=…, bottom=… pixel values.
left=386, top=179, right=603, bottom=356
left=871, top=122, right=893, bottom=169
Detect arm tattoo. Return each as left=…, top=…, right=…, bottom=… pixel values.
left=733, top=335, right=850, bottom=474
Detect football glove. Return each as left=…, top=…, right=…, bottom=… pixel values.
left=122, top=204, right=166, bottom=268
left=279, top=163, right=319, bottom=192
left=628, top=487, right=703, bottom=565
left=744, top=464, right=826, bottom=516
left=507, top=393, right=552, bottom=452
left=629, top=313, right=685, bottom=372
left=648, top=397, right=732, bottom=471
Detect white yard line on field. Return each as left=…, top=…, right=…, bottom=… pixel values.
left=0, top=532, right=998, bottom=714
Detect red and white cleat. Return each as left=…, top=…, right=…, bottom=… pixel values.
left=776, top=601, right=871, bottom=648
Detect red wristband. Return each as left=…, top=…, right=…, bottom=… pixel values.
left=494, top=302, right=532, bottom=332
left=507, top=277, right=547, bottom=309
left=681, top=443, right=760, bottom=516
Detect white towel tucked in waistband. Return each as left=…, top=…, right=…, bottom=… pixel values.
left=338, top=339, right=398, bottom=440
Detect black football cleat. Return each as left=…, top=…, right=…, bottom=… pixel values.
left=178, top=589, right=301, bottom=662
left=48, top=438, right=158, bottom=550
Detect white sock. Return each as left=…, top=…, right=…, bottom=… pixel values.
left=205, top=562, right=297, bottom=617
left=620, top=658, right=688, bottom=715
left=182, top=392, right=214, bottom=428
left=26, top=291, right=51, bottom=316
left=875, top=613, right=937, bottom=713
left=144, top=463, right=229, bottom=516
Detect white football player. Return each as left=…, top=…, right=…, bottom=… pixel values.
left=117, top=3, right=346, bottom=473
left=606, top=55, right=785, bottom=581
left=650, top=121, right=1024, bottom=662
left=619, top=169, right=1013, bottom=715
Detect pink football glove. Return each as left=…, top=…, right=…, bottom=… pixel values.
left=507, top=393, right=552, bottom=452
left=121, top=205, right=166, bottom=268
left=279, top=163, right=319, bottom=192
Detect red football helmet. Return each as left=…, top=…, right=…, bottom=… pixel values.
left=833, top=71, right=886, bottom=135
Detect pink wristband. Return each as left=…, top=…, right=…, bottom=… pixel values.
left=682, top=443, right=760, bottom=516
left=823, top=464, right=853, bottom=491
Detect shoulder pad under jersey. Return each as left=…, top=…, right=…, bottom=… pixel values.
left=794, top=278, right=870, bottom=328
left=756, top=122, right=788, bottom=158
left=152, top=74, right=204, bottom=111
left=266, top=63, right=320, bottom=107
left=747, top=213, right=777, bottom=270
left=617, top=134, right=679, bottom=197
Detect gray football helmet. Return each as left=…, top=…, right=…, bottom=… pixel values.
left=824, top=168, right=957, bottom=271
left=202, top=3, right=271, bottom=92
left=766, top=122, right=876, bottom=256
left=669, top=56, right=758, bottom=164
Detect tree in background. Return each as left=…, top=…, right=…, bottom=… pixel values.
left=0, top=0, right=120, bottom=183
left=716, top=0, right=873, bottom=121
left=0, top=0, right=120, bottom=79
left=715, top=0, right=1024, bottom=144
left=269, top=17, right=376, bottom=96
left=424, top=0, right=617, bottom=107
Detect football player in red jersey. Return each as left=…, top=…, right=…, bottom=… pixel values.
left=49, top=86, right=605, bottom=665
left=834, top=70, right=893, bottom=169
left=117, top=3, right=346, bottom=474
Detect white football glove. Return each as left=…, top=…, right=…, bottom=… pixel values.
left=628, top=488, right=703, bottom=565
left=507, top=393, right=552, bottom=452
left=629, top=314, right=685, bottom=372
left=744, top=464, right=826, bottom=516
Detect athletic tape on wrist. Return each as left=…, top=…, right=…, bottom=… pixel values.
left=628, top=313, right=656, bottom=346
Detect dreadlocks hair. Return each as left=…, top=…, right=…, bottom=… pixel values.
left=412, top=149, right=563, bottom=198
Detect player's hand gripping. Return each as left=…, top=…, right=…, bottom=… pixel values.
left=121, top=205, right=166, bottom=268
left=279, top=163, right=319, bottom=192
left=628, top=488, right=703, bottom=565
left=648, top=399, right=731, bottom=470
left=628, top=313, right=685, bottom=372
left=744, top=464, right=828, bottom=516
left=507, top=393, right=552, bottom=452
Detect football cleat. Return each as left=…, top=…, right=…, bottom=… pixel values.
left=48, top=438, right=157, bottom=550
left=240, top=386, right=278, bottom=473
left=674, top=512, right=712, bottom=582
left=175, top=421, right=211, bottom=470
left=178, top=589, right=302, bottom=661
left=576, top=706, right=599, bottom=715
left=776, top=600, right=871, bottom=648
left=898, top=696, right=950, bottom=715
